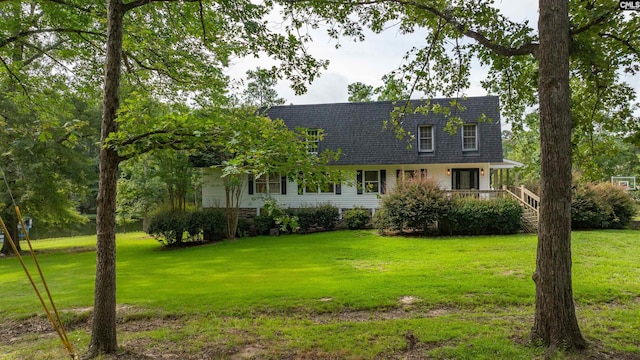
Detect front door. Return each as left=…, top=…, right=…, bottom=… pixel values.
left=452, top=168, right=479, bottom=190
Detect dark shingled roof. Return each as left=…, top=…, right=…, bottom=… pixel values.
left=265, top=96, right=503, bottom=165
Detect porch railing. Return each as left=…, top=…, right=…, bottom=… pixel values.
left=443, top=190, right=506, bottom=199
left=504, top=185, right=539, bottom=233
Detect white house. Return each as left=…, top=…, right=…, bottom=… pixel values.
left=201, top=96, right=517, bottom=216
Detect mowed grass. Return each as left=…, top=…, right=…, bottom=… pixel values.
left=0, top=230, right=639, bottom=359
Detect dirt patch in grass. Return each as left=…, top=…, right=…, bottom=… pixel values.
left=0, top=305, right=172, bottom=342
left=0, top=246, right=96, bottom=258
left=3, top=306, right=640, bottom=360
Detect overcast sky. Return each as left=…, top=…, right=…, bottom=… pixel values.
left=227, top=1, right=639, bottom=108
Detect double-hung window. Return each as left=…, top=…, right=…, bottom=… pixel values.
left=255, top=173, right=281, bottom=194
left=307, top=129, right=319, bottom=154
left=305, top=181, right=335, bottom=194
left=462, top=124, right=477, bottom=151
left=357, top=170, right=386, bottom=194
left=364, top=170, right=380, bottom=193
left=418, top=125, right=434, bottom=152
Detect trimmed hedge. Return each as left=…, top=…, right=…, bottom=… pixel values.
left=285, top=203, right=340, bottom=233
left=147, top=210, right=188, bottom=246
left=439, top=197, right=523, bottom=235
left=148, top=208, right=227, bottom=246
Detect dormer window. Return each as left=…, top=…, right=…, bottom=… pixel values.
left=307, top=129, right=319, bottom=154
left=462, top=124, right=477, bottom=151
left=418, top=125, right=434, bottom=152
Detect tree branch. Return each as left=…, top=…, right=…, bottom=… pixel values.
left=123, top=0, right=200, bottom=12
left=0, top=55, right=30, bottom=95
left=0, top=28, right=104, bottom=49
left=287, top=0, right=539, bottom=57
left=123, top=50, right=190, bottom=84
left=21, top=39, right=66, bottom=67
left=22, top=42, right=74, bottom=72
left=599, top=32, right=640, bottom=57
left=570, top=10, right=615, bottom=36
left=38, top=0, right=97, bottom=13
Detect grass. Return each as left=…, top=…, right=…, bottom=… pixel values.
left=0, top=230, right=639, bottom=359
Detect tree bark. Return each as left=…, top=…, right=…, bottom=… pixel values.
left=0, top=216, right=21, bottom=255
left=87, top=0, right=124, bottom=356
left=531, top=0, right=587, bottom=351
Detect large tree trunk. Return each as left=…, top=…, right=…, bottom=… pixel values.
left=87, top=0, right=124, bottom=356
left=531, top=0, right=587, bottom=351
left=0, top=215, right=21, bottom=255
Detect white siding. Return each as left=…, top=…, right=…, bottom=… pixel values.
left=202, top=163, right=493, bottom=213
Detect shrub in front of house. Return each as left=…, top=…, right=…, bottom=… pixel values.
left=315, top=203, right=340, bottom=231
left=149, top=208, right=228, bottom=246
left=284, top=203, right=340, bottom=233
left=253, top=215, right=276, bottom=235
left=147, top=210, right=188, bottom=246
left=184, top=208, right=227, bottom=242
left=372, top=208, right=393, bottom=234
left=380, top=177, right=447, bottom=234
left=572, top=183, right=637, bottom=229
left=199, top=208, right=227, bottom=241
left=288, top=207, right=316, bottom=233
left=440, top=197, right=522, bottom=235
left=343, top=207, right=371, bottom=230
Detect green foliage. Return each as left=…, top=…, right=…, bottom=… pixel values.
left=236, top=218, right=252, bottom=238
left=348, top=74, right=410, bottom=103
left=263, top=197, right=298, bottom=233
left=440, top=197, right=523, bottom=235
left=572, top=183, right=637, bottom=229
left=315, top=203, right=340, bottom=231
left=372, top=208, right=392, bottom=234
left=347, top=82, right=374, bottom=102
left=379, top=177, right=447, bottom=234
left=149, top=208, right=228, bottom=246
left=343, top=207, right=371, bottom=230
left=116, top=155, right=167, bottom=225
left=242, top=67, right=286, bottom=108
left=288, top=207, right=316, bottom=233
left=253, top=215, right=277, bottom=235
left=285, top=203, right=340, bottom=233
left=187, top=208, right=227, bottom=242
left=147, top=210, right=188, bottom=247
left=259, top=200, right=340, bottom=235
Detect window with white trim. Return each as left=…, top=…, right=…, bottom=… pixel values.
left=397, top=169, right=426, bottom=182
left=255, top=173, right=281, bottom=194
left=364, top=170, right=380, bottom=193
left=307, top=129, right=319, bottom=154
left=418, top=125, right=434, bottom=152
left=305, top=182, right=335, bottom=194
left=462, top=124, right=477, bottom=151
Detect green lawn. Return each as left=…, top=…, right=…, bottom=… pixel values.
left=1, top=230, right=639, bottom=359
